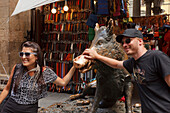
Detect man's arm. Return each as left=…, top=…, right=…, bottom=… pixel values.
left=83, top=49, right=124, bottom=69
left=97, top=54, right=124, bottom=69
left=165, top=75, right=170, bottom=87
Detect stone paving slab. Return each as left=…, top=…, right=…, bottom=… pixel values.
left=38, top=95, right=141, bottom=113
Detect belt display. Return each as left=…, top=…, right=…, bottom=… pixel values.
left=42, top=0, right=94, bottom=94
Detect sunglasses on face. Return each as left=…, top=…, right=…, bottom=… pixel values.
left=19, top=52, right=37, bottom=58
left=121, top=38, right=132, bottom=45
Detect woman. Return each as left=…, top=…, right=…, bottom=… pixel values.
left=0, top=41, right=76, bottom=113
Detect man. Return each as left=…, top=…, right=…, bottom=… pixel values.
left=83, top=29, right=170, bottom=113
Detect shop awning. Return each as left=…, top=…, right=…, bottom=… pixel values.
left=11, top=0, right=64, bottom=16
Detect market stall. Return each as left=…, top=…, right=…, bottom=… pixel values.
left=40, top=0, right=129, bottom=94
left=132, top=14, right=170, bottom=56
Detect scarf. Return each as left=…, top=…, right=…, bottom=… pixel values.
left=27, top=64, right=41, bottom=89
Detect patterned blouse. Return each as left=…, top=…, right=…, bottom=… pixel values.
left=11, top=65, right=57, bottom=105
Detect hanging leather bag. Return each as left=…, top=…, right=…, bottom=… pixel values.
left=0, top=65, right=17, bottom=111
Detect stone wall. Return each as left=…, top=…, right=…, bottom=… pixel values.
left=0, top=0, right=31, bottom=75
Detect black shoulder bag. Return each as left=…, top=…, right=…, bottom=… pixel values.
left=0, top=65, right=17, bottom=111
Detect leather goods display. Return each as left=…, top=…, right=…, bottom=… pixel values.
left=42, top=0, right=94, bottom=94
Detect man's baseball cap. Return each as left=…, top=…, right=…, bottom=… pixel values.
left=116, top=29, right=143, bottom=43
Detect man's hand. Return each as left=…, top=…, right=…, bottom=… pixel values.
left=83, top=49, right=98, bottom=60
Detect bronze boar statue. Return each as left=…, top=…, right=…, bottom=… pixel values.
left=73, top=19, right=133, bottom=113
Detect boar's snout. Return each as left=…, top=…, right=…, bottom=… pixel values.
left=73, top=55, right=94, bottom=73
left=73, top=55, right=89, bottom=68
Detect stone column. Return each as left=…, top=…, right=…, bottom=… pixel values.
left=145, top=0, right=152, bottom=16
left=0, top=0, right=11, bottom=75
left=153, top=0, right=161, bottom=15
left=133, top=0, right=141, bottom=17
left=0, top=0, right=31, bottom=74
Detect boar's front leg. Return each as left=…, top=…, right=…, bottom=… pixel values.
left=124, top=75, right=133, bottom=113
left=89, top=82, right=102, bottom=113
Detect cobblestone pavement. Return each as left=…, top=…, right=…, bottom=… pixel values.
left=38, top=92, right=141, bottom=113
left=1, top=90, right=141, bottom=113
left=38, top=92, right=72, bottom=108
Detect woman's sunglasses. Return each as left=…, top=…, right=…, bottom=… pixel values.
left=121, top=38, right=131, bottom=45
left=19, top=52, right=37, bottom=58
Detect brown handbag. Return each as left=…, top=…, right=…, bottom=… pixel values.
left=0, top=65, right=17, bottom=111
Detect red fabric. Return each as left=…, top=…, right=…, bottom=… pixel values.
left=154, top=32, right=159, bottom=37
left=113, top=0, right=121, bottom=17
left=119, top=96, right=125, bottom=102
left=164, top=30, right=170, bottom=42
left=42, top=67, right=46, bottom=72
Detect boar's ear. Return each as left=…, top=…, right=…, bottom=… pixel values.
left=106, top=19, right=114, bottom=36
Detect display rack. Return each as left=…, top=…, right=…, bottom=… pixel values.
left=41, top=0, right=95, bottom=94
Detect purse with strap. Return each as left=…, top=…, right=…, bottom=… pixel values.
left=0, top=65, right=17, bottom=111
